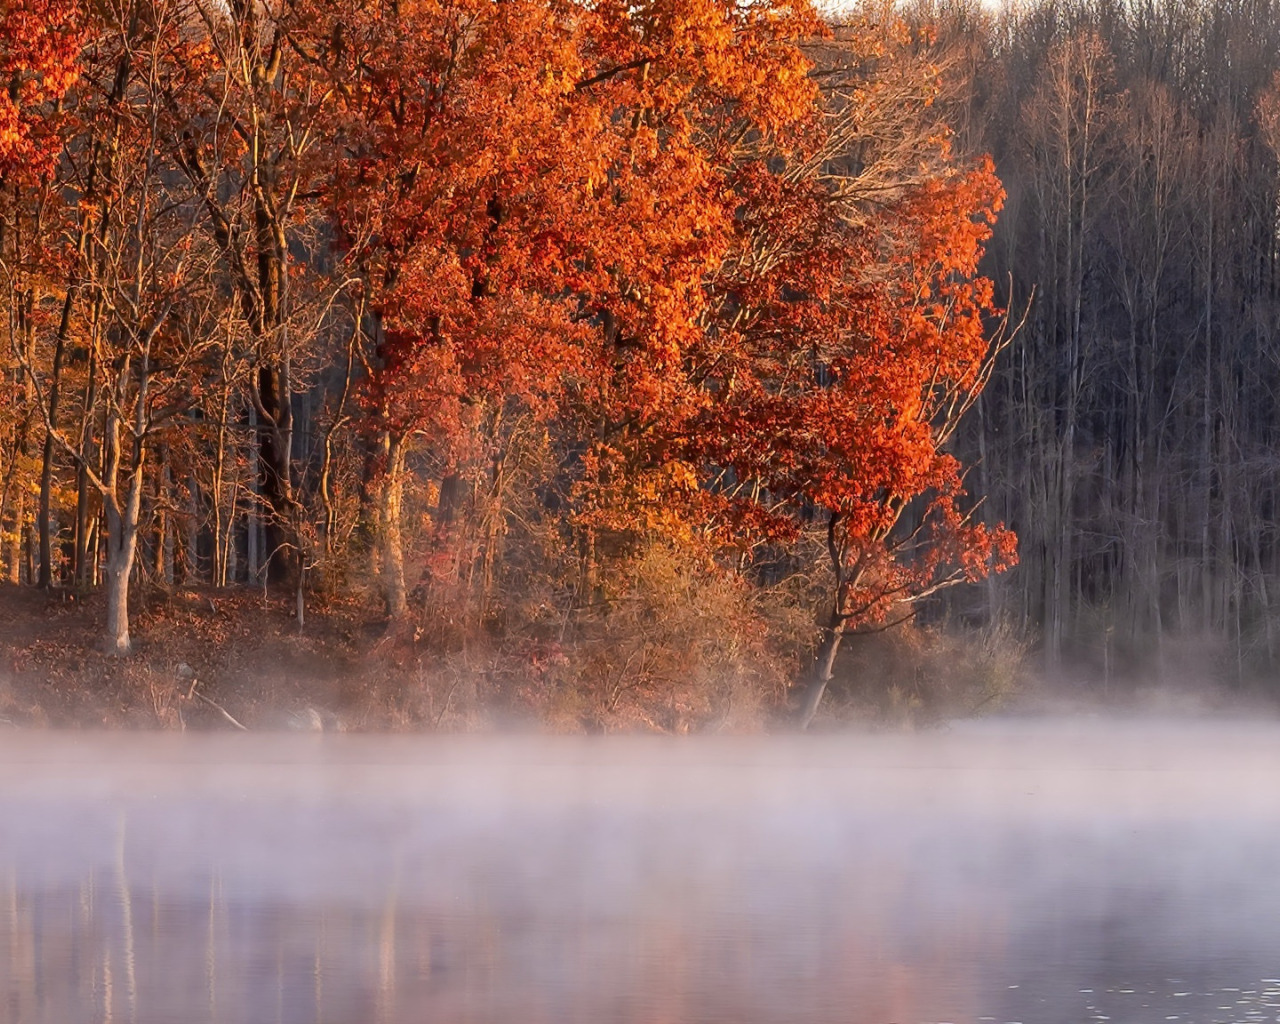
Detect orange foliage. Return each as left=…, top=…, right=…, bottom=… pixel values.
left=0, top=0, right=83, bottom=178
left=326, top=0, right=1013, bottom=629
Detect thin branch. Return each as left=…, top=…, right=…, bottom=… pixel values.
left=575, top=57, right=652, bottom=91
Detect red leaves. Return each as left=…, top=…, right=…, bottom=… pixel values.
left=0, top=0, right=83, bottom=178
left=325, top=1, right=1013, bottom=622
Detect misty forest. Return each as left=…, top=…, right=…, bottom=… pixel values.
left=0, top=0, right=1278, bottom=730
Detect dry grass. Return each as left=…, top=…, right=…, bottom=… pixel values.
left=816, top=618, right=1031, bottom=728
left=0, top=569, right=1030, bottom=732
left=0, top=583, right=378, bottom=729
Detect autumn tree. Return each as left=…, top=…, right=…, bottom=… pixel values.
left=0, top=0, right=84, bottom=585
left=162, top=0, right=349, bottom=591
left=0, top=0, right=1020, bottom=722
left=326, top=0, right=825, bottom=626
left=330, top=1, right=1017, bottom=723
left=668, top=21, right=1018, bottom=726
left=0, top=0, right=82, bottom=176
left=12, top=0, right=225, bottom=652
left=319, top=0, right=603, bottom=621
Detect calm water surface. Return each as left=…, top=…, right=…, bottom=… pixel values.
left=4, top=719, right=1280, bottom=1023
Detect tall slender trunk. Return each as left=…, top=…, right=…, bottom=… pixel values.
left=74, top=328, right=100, bottom=590
left=1200, top=191, right=1215, bottom=634
left=185, top=472, right=200, bottom=584
left=319, top=315, right=364, bottom=561
left=8, top=290, right=36, bottom=586
left=91, top=508, right=102, bottom=588
left=101, top=430, right=146, bottom=655
left=797, top=512, right=849, bottom=729
left=156, top=453, right=174, bottom=587
left=0, top=456, right=16, bottom=583
left=6, top=490, right=24, bottom=584
left=23, top=518, right=34, bottom=585
left=74, top=463, right=91, bottom=588
left=478, top=440, right=508, bottom=624
left=37, top=290, right=76, bottom=589
left=257, top=363, right=296, bottom=582
left=246, top=402, right=261, bottom=583
left=378, top=432, right=408, bottom=620
left=576, top=525, right=597, bottom=613
left=252, top=166, right=298, bottom=585
left=37, top=426, right=59, bottom=588
left=212, top=384, right=232, bottom=587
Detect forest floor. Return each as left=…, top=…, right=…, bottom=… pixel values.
left=2, top=582, right=1271, bottom=731
left=0, top=583, right=411, bottom=730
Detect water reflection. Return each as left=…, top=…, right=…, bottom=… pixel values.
left=4, top=721, right=1280, bottom=1023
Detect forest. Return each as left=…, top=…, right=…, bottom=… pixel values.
left=933, top=0, right=1280, bottom=693
left=0, top=0, right=1275, bottom=731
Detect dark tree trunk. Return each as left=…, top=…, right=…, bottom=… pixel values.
left=257, top=363, right=297, bottom=584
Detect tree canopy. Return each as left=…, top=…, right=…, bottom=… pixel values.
left=0, top=0, right=1011, bottom=727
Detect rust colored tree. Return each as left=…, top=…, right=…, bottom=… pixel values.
left=565, top=16, right=1019, bottom=725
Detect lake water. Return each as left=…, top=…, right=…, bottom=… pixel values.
left=4, top=719, right=1280, bottom=1023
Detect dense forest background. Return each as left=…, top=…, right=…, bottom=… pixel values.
left=3, top=0, right=1278, bottom=730
left=922, top=0, right=1280, bottom=691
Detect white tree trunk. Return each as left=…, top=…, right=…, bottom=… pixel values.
left=102, top=501, right=139, bottom=655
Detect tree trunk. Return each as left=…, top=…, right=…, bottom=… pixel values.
left=378, top=432, right=409, bottom=619
left=153, top=455, right=171, bottom=587
left=37, top=438, right=58, bottom=588
left=212, top=413, right=228, bottom=587
left=185, top=471, right=200, bottom=584
left=75, top=463, right=91, bottom=588
left=796, top=619, right=845, bottom=730
left=37, top=291, right=75, bottom=589
left=24, top=517, right=35, bottom=585
left=438, top=473, right=462, bottom=524
left=103, top=551, right=133, bottom=655
left=91, top=514, right=101, bottom=587
left=101, top=468, right=144, bottom=655
left=74, top=337, right=99, bottom=590
left=257, top=364, right=296, bottom=583
left=247, top=401, right=261, bottom=583
left=6, top=490, right=24, bottom=584
left=576, top=525, right=597, bottom=610
left=319, top=316, right=364, bottom=560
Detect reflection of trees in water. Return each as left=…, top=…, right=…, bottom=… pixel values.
left=13, top=730, right=1280, bottom=1024
left=2, top=854, right=1012, bottom=1024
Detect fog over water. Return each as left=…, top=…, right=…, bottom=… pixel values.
left=5, top=719, right=1280, bottom=1023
